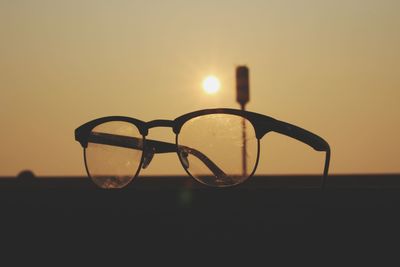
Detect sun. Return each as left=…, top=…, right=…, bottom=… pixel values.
left=202, top=76, right=220, bottom=94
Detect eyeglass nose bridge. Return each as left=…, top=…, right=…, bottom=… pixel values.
left=140, top=119, right=178, bottom=170
left=146, top=119, right=176, bottom=130
left=145, top=120, right=178, bottom=135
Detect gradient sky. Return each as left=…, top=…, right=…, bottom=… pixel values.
left=0, top=0, right=399, bottom=176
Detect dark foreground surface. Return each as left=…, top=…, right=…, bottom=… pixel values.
left=1, top=174, right=400, bottom=263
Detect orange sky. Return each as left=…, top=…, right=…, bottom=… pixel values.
left=0, top=0, right=399, bottom=176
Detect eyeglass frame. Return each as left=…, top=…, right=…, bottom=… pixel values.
left=75, top=108, right=331, bottom=189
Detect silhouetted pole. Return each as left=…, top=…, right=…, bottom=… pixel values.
left=236, top=66, right=250, bottom=177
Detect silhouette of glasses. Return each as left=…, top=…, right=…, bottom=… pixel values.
left=75, top=108, right=330, bottom=189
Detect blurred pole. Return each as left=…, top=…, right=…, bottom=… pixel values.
left=236, top=66, right=250, bottom=177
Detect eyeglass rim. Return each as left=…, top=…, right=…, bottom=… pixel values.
left=76, top=108, right=329, bottom=152
left=83, top=137, right=146, bottom=189
left=81, top=118, right=260, bottom=188
left=75, top=108, right=331, bottom=189
left=175, top=132, right=261, bottom=188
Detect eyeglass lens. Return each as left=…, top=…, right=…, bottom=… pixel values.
left=85, top=121, right=143, bottom=189
left=83, top=114, right=259, bottom=188
left=178, top=114, right=258, bottom=187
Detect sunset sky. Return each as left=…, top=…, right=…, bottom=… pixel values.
left=0, top=0, right=399, bottom=177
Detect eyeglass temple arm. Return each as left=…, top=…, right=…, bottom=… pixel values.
left=87, top=132, right=227, bottom=179
left=263, top=119, right=331, bottom=190
left=321, top=148, right=330, bottom=190
left=145, top=140, right=227, bottom=179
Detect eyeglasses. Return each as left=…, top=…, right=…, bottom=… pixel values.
left=75, top=108, right=330, bottom=189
